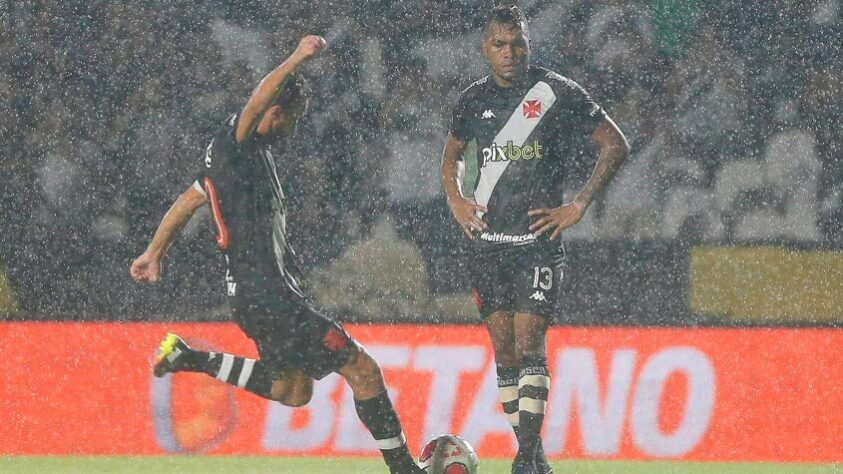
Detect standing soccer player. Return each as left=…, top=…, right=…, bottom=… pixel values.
left=440, top=6, right=630, bottom=474
left=131, top=36, right=423, bottom=474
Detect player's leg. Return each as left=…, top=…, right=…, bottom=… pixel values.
left=512, top=312, right=551, bottom=473
left=475, top=255, right=538, bottom=471
left=152, top=333, right=313, bottom=407
left=509, top=253, right=563, bottom=474
left=485, top=310, right=522, bottom=441
left=336, top=345, right=422, bottom=474
left=284, top=300, right=421, bottom=474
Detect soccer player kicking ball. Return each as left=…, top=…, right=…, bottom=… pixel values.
left=131, top=35, right=423, bottom=474
left=440, top=6, right=630, bottom=474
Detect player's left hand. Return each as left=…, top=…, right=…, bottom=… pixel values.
left=528, top=201, right=586, bottom=240
left=130, top=252, right=162, bottom=284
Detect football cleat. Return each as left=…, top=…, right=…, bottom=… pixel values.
left=536, top=442, right=553, bottom=474
left=399, top=466, right=426, bottom=474
left=390, top=462, right=426, bottom=474
left=153, top=333, right=192, bottom=377
left=511, top=458, right=539, bottom=474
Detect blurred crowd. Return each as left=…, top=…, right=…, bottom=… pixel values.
left=1, top=0, right=842, bottom=316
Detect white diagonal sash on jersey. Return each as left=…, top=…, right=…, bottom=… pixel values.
left=474, top=81, right=558, bottom=214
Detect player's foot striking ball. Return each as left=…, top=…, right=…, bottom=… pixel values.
left=132, top=34, right=423, bottom=474
left=439, top=5, right=628, bottom=472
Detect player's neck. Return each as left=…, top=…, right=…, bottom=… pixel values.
left=491, top=72, right=527, bottom=89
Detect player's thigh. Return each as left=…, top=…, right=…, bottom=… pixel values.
left=234, top=290, right=357, bottom=382
left=510, top=251, right=561, bottom=358
left=511, top=251, right=563, bottom=323
left=230, top=293, right=299, bottom=362
left=513, top=312, right=551, bottom=360
left=470, top=253, right=513, bottom=320
left=270, top=366, right=314, bottom=407
left=287, top=301, right=360, bottom=381
left=485, top=310, right=518, bottom=367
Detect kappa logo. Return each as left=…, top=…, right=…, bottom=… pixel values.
left=523, top=100, right=542, bottom=119
left=529, top=290, right=547, bottom=302
left=481, top=109, right=496, bottom=119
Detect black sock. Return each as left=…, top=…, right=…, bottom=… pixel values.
left=517, top=356, right=550, bottom=462
left=354, top=390, right=415, bottom=472
left=177, top=350, right=275, bottom=399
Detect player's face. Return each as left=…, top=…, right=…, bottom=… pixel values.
left=483, top=21, right=530, bottom=86
left=268, top=99, right=307, bottom=138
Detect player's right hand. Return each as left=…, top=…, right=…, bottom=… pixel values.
left=447, top=196, right=488, bottom=239
left=293, top=35, right=327, bottom=61
left=130, top=252, right=161, bottom=284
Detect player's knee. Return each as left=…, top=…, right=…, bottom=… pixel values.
left=340, top=346, right=384, bottom=391
left=350, top=348, right=381, bottom=378
left=514, top=334, right=546, bottom=361
left=279, top=384, right=313, bottom=407
left=270, top=378, right=313, bottom=407
left=492, top=345, right=518, bottom=367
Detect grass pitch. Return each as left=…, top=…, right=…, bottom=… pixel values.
left=0, top=456, right=840, bottom=474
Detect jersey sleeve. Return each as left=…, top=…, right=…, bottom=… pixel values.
left=555, top=77, right=607, bottom=135
left=448, top=92, right=474, bottom=143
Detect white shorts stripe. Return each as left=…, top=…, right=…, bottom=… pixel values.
left=237, top=358, right=256, bottom=388
left=498, top=385, right=518, bottom=403
left=519, top=374, right=550, bottom=389
left=520, top=397, right=547, bottom=414
left=216, top=354, right=234, bottom=382
left=376, top=433, right=407, bottom=451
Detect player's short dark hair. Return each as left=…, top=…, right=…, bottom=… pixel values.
left=489, top=4, right=529, bottom=29
left=273, top=73, right=310, bottom=110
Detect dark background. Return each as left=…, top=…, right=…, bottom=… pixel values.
left=1, top=0, right=841, bottom=325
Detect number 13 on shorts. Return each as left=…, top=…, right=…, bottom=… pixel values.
left=532, top=266, right=554, bottom=290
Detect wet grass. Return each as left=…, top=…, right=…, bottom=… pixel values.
left=0, top=456, right=840, bottom=474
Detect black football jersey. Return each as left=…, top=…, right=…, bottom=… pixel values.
left=194, top=114, right=303, bottom=299
left=449, top=65, right=606, bottom=253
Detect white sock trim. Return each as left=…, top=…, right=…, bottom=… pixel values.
left=498, top=385, right=518, bottom=403
left=216, top=354, right=234, bottom=382
left=376, top=432, right=407, bottom=451
left=519, top=374, right=550, bottom=389
left=237, top=358, right=255, bottom=388
left=520, top=397, right=547, bottom=414
left=507, top=412, right=521, bottom=426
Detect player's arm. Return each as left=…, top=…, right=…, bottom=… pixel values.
left=441, top=133, right=488, bottom=239
left=130, top=185, right=208, bottom=283
left=576, top=116, right=630, bottom=209
left=234, top=35, right=326, bottom=143
left=529, top=116, right=629, bottom=240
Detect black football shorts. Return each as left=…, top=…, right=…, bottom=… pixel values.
left=470, top=247, right=565, bottom=320
left=230, top=283, right=357, bottom=380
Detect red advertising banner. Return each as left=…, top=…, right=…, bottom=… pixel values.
left=1, top=322, right=841, bottom=462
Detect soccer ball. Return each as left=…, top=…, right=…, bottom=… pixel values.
left=418, top=434, right=478, bottom=474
